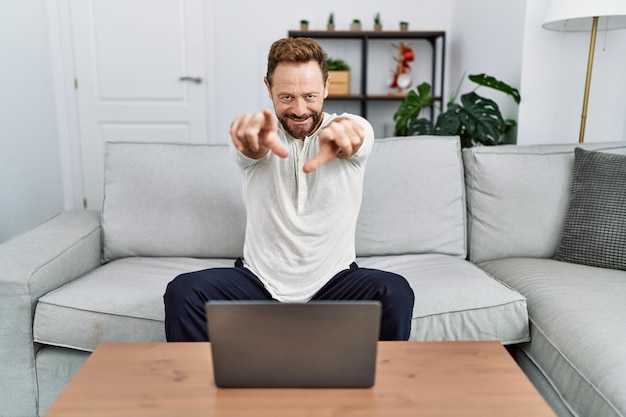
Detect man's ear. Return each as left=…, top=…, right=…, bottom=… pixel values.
left=323, top=74, right=330, bottom=99
left=264, top=77, right=272, bottom=100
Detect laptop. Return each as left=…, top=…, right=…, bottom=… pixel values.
left=205, top=300, right=381, bottom=388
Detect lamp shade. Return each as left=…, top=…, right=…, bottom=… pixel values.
left=543, top=0, right=626, bottom=31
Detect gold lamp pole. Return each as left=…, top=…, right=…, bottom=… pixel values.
left=579, top=16, right=599, bottom=143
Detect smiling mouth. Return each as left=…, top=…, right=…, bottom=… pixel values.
left=288, top=114, right=311, bottom=122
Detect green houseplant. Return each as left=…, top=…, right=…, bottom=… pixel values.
left=326, top=58, right=351, bottom=96
left=327, top=58, right=350, bottom=71
left=374, top=12, right=382, bottom=31
left=327, top=12, right=335, bottom=31
left=393, top=73, right=521, bottom=148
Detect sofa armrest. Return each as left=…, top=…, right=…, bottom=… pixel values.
left=0, top=209, right=101, bottom=417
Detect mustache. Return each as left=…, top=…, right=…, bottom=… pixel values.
left=284, top=113, right=313, bottom=121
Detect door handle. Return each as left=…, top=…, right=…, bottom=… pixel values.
left=179, top=76, right=202, bottom=84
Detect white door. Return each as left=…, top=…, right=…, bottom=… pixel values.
left=68, top=0, right=208, bottom=209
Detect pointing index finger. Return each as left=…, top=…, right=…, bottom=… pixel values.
left=260, top=110, right=288, bottom=158
left=303, top=142, right=338, bottom=173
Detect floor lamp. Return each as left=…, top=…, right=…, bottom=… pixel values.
left=542, top=0, right=626, bottom=143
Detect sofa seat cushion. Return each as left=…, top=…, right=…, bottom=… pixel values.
left=479, top=257, right=626, bottom=417
left=35, top=254, right=529, bottom=352
left=34, top=257, right=235, bottom=352
left=357, top=254, right=529, bottom=344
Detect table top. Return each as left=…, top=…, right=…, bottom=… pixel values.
left=45, top=341, right=555, bottom=417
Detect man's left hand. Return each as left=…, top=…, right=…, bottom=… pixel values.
left=303, top=117, right=365, bottom=173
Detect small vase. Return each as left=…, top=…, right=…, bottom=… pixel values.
left=374, top=23, right=382, bottom=31
left=351, top=21, right=361, bottom=31
left=327, top=23, right=334, bottom=31
left=400, top=22, right=409, bottom=31
left=300, top=22, right=309, bottom=31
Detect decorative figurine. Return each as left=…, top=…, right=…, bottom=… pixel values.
left=388, top=42, right=415, bottom=95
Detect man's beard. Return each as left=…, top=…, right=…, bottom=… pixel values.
left=277, top=111, right=323, bottom=139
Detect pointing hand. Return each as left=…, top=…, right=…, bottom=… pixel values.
left=230, top=109, right=289, bottom=159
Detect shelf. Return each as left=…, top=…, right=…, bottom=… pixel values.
left=289, top=30, right=445, bottom=40
left=327, top=95, right=443, bottom=101
left=327, top=94, right=365, bottom=99
left=288, top=29, right=446, bottom=135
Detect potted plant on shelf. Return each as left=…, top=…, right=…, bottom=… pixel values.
left=374, top=12, right=382, bottom=31
left=327, top=12, right=334, bottom=31
left=351, top=19, right=361, bottom=31
left=392, top=73, right=521, bottom=148
left=327, top=58, right=351, bottom=96
left=300, top=20, right=309, bottom=31
left=399, top=21, right=409, bottom=31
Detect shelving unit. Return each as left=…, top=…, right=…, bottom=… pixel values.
left=288, top=30, right=446, bottom=135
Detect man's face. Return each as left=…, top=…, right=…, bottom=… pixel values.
left=265, top=61, right=329, bottom=140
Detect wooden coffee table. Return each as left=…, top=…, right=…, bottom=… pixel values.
left=45, top=341, right=555, bottom=417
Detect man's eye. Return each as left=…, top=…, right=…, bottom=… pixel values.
left=307, top=95, right=316, bottom=100
left=280, top=96, right=292, bottom=102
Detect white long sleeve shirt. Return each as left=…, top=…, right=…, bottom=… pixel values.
left=231, top=112, right=374, bottom=302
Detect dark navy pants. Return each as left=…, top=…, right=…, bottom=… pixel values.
left=164, top=259, right=414, bottom=342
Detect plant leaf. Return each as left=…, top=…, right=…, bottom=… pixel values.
left=393, top=82, right=433, bottom=136
left=407, top=117, right=435, bottom=136
left=468, top=73, right=521, bottom=104
left=433, top=107, right=462, bottom=136
left=458, top=92, right=505, bottom=146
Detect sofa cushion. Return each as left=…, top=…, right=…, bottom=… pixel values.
left=554, top=148, right=626, bottom=271
left=463, top=142, right=626, bottom=263
left=103, top=137, right=466, bottom=262
left=479, top=258, right=626, bottom=417
left=357, top=136, right=466, bottom=258
left=357, top=254, right=528, bottom=343
left=34, top=254, right=528, bottom=351
left=102, top=142, right=246, bottom=262
left=34, top=257, right=234, bottom=351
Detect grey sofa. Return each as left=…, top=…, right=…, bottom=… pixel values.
left=1, top=136, right=624, bottom=417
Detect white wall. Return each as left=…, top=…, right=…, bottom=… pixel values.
left=0, top=0, right=64, bottom=243
left=449, top=0, right=526, bottom=135
left=517, top=0, right=626, bottom=144
left=3, top=0, right=626, bottom=242
left=208, top=0, right=626, bottom=145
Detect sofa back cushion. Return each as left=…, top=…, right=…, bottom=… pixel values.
left=102, top=142, right=246, bottom=262
left=463, top=142, right=626, bottom=264
left=356, top=136, right=467, bottom=258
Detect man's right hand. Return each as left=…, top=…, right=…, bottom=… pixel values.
left=229, top=109, right=289, bottom=159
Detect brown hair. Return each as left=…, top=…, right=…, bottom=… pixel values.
left=266, top=38, right=328, bottom=87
